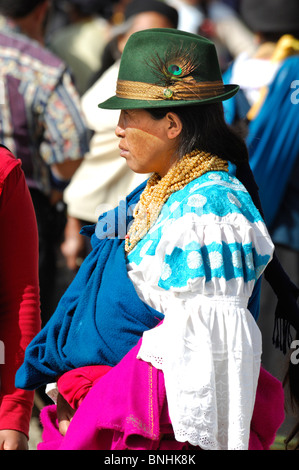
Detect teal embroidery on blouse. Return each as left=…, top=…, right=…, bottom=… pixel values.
left=127, top=172, right=266, bottom=272
left=158, top=240, right=271, bottom=290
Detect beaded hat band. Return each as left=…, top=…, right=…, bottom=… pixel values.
left=116, top=79, right=225, bottom=101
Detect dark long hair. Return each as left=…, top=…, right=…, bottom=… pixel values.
left=147, top=102, right=249, bottom=165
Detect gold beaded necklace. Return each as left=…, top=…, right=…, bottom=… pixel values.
left=125, top=149, right=228, bottom=253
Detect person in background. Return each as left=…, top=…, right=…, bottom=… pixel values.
left=62, top=0, right=179, bottom=270
left=48, top=0, right=113, bottom=96
left=0, top=0, right=89, bottom=325
left=0, top=147, right=41, bottom=450
left=166, top=0, right=255, bottom=66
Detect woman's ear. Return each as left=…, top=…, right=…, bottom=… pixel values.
left=165, top=112, right=183, bottom=140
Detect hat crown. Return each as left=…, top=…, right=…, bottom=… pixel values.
left=98, top=28, right=239, bottom=109
left=118, top=28, right=222, bottom=85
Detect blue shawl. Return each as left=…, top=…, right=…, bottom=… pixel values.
left=16, top=171, right=263, bottom=391
left=15, top=181, right=164, bottom=391
left=224, top=56, right=299, bottom=228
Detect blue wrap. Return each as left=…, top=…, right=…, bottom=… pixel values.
left=224, top=56, right=299, bottom=228
left=15, top=182, right=164, bottom=390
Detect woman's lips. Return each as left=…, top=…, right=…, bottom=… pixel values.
left=119, top=146, right=128, bottom=157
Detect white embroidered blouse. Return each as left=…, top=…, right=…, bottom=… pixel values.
left=126, top=170, right=274, bottom=450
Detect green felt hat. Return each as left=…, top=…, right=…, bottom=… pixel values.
left=98, top=28, right=239, bottom=110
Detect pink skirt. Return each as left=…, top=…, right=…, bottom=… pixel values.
left=38, top=340, right=285, bottom=451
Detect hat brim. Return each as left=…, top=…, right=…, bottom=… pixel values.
left=98, top=84, right=239, bottom=110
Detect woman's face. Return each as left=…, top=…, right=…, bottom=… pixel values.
left=115, top=109, right=181, bottom=177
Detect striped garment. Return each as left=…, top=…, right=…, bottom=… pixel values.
left=0, top=16, right=89, bottom=195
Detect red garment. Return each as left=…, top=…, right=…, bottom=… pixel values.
left=58, top=365, right=112, bottom=409
left=0, top=148, right=41, bottom=437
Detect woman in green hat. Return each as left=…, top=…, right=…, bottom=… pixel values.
left=16, top=28, right=285, bottom=451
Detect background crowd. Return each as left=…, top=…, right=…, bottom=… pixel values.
left=0, top=0, right=298, bottom=450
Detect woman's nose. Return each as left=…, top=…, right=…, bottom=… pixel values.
left=115, top=124, right=124, bottom=138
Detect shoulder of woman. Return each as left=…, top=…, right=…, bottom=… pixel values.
left=164, top=171, right=263, bottom=225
